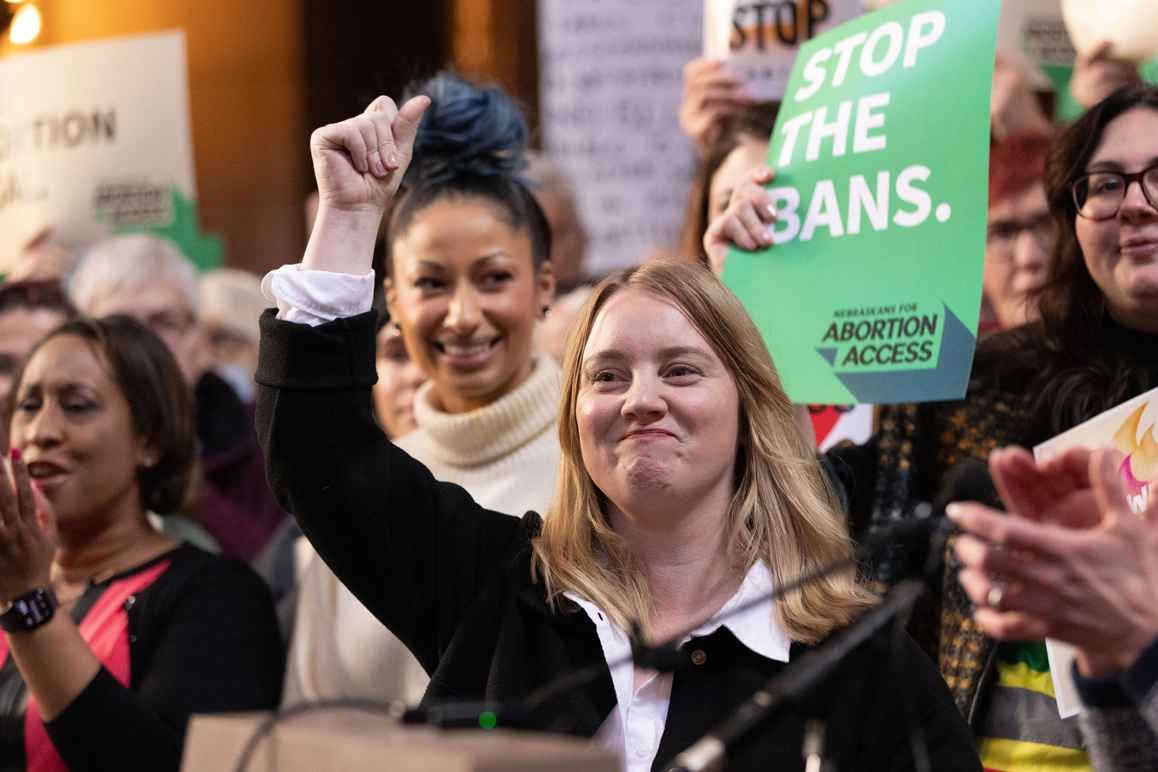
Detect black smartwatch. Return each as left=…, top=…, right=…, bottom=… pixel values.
left=0, top=588, right=58, bottom=633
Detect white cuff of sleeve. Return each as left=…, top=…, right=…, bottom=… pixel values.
left=261, top=264, right=375, bottom=327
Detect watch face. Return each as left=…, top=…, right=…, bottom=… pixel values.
left=0, top=588, right=57, bottom=633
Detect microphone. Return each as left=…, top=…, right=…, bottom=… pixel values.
left=663, top=580, right=927, bottom=772
left=404, top=459, right=996, bottom=732
left=662, top=458, right=999, bottom=771
left=401, top=700, right=528, bottom=730
left=908, top=458, right=999, bottom=581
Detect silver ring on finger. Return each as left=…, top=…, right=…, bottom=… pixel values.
left=986, top=584, right=1005, bottom=611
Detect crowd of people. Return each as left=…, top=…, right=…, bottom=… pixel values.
left=0, top=17, right=1156, bottom=771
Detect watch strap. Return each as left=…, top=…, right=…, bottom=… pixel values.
left=0, top=588, right=58, bottom=633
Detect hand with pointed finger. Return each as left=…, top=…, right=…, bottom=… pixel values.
left=310, top=94, right=432, bottom=216
left=0, top=450, right=58, bottom=605
left=950, top=447, right=1158, bottom=677
left=702, top=165, right=777, bottom=277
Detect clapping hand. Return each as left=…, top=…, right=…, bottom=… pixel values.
left=951, top=446, right=1158, bottom=677
left=0, top=451, right=57, bottom=606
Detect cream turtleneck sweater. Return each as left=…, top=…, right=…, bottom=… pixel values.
left=283, top=357, right=562, bottom=706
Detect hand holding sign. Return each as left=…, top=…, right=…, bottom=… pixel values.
left=702, top=0, right=863, bottom=102
left=1069, top=41, right=1143, bottom=110
left=703, top=164, right=777, bottom=274
left=723, top=0, right=1000, bottom=405
left=680, top=57, right=753, bottom=153
left=990, top=55, right=1053, bottom=141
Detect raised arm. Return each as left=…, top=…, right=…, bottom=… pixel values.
left=256, top=96, right=529, bottom=673
left=303, top=94, right=429, bottom=275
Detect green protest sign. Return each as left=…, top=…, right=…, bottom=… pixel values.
left=723, top=0, right=1000, bottom=404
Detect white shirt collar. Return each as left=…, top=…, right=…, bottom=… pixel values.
left=564, top=560, right=791, bottom=664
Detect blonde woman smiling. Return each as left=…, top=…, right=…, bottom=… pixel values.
left=257, top=93, right=978, bottom=771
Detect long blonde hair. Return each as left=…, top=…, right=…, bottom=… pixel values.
left=531, top=260, right=874, bottom=643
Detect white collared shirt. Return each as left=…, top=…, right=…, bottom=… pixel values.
left=262, top=264, right=375, bottom=326
left=565, top=562, right=791, bottom=772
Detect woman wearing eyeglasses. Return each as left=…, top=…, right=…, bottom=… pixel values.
left=980, top=134, right=1057, bottom=335
left=708, top=84, right=1158, bottom=769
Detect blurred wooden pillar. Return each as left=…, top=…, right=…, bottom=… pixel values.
left=449, top=0, right=540, bottom=139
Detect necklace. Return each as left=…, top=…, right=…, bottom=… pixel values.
left=52, top=537, right=177, bottom=604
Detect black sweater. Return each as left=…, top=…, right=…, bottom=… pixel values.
left=0, top=544, right=284, bottom=771
left=255, top=309, right=980, bottom=771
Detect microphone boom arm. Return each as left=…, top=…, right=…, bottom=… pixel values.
left=664, top=579, right=927, bottom=772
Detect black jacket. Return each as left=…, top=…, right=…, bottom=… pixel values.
left=0, top=545, right=284, bottom=772
left=255, top=309, right=980, bottom=771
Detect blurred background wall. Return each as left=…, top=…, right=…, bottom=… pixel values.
left=0, top=0, right=538, bottom=274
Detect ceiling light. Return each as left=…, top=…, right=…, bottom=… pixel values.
left=10, top=4, right=41, bottom=45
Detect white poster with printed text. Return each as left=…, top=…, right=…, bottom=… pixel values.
left=704, top=0, right=864, bottom=101
left=0, top=31, right=199, bottom=271
left=538, top=0, right=702, bottom=276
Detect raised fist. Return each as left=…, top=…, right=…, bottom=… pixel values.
left=310, top=95, right=431, bottom=214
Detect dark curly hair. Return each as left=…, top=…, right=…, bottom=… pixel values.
left=10, top=316, right=196, bottom=515
left=385, top=72, right=551, bottom=272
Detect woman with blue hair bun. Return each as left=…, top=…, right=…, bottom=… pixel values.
left=282, top=73, right=560, bottom=707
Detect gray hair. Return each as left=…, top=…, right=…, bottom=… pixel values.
left=69, top=235, right=200, bottom=317
left=199, top=268, right=265, bottom=344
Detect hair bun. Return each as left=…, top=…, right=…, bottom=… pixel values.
left=404, top=72, right=529, bottom=187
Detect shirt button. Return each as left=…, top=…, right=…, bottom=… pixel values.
left=123, top=595, right=136, bottom=611
left=690, top=649, right=707, bottom=666
left=634, top=747, right=649, bottom=759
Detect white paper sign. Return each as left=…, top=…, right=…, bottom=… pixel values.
left=1034, top=384, right=1158, bottom=718
left=538, top=1, right=701, bottom=276
left=997, top=0, right=1073, bottom=89
left=1062, top=0, right=1158, bottom=63
left=0, top=31, right=197, bottom=269
left=703, top=0, right=863, bottom=101
left=863, top=0, right=1073, bottom=89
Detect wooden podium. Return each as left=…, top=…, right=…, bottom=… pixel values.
left=181, top=711, right=618, bottom=771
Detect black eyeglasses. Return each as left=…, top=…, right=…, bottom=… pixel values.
left=1071, top=162, right=1158, bottom=220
